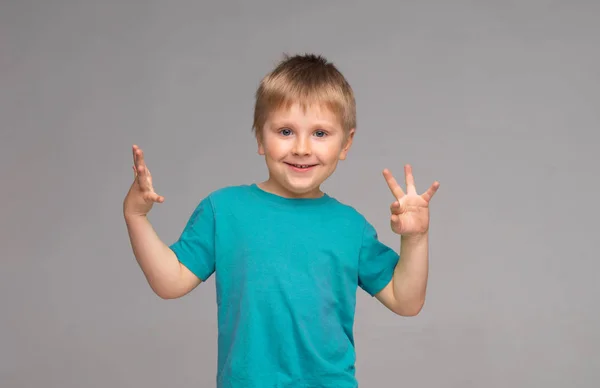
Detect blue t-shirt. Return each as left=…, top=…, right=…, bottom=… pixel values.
left=169, top=184, right=399, bottom=387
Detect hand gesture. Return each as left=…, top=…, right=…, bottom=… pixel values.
left=123, top=145, right=165, bottom=218
left=383, top=165, right=439, bottom=237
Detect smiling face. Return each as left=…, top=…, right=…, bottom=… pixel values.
left=257, top=103, right=355, bottom=198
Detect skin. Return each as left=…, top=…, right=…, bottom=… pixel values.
left=256, top=102, right=440, bottom=316
left=123, top=145, right=200, bottom=299
left=377, top=165, right=439, bottom=316
left=256, top=103, right=354, bottom=199
left=123, top=102, right=440, bottom=315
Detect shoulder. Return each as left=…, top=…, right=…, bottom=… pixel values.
left=325, top=196, right=390, bottom=242
left=184, top=184, right=254, bottom=213
left=201, top=184, right=265, bottom=215
left=324, top=195, right=369, bottom=229
left=205, top=184, right=254, bottom=202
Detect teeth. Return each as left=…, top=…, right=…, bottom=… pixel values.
left=288, top=163, right=314, bottom=168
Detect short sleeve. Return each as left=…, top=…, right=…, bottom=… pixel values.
left=358, top=219, right=400, bottom=296
left=169, top=197, right=216, bottom=282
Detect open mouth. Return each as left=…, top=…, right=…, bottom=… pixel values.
left=285, top=162, right=317, bottom=171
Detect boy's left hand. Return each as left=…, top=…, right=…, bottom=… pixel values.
left=383, top=165, right=440, bottom=237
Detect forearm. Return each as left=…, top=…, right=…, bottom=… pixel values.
left=124, top=214, right=183, bottom=297
left=392, top=233, right=429, bottom=314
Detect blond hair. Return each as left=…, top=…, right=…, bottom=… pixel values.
left=252, top=53, right=356, bottom=138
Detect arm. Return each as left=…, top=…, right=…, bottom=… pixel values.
left=375, top=234, right=428, bottom=316
left=125, top=214, right=201, bottom=299
left=123, top=145, right=201, bottom=300
left=375, top=165, right=439, bottom=316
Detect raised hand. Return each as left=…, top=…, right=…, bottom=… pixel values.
left=383, top=165, right=439, bottom=237
left=123, top=144, right=165, bottom=218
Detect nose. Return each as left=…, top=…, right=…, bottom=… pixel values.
left=292, top=136, right=311, bottom=156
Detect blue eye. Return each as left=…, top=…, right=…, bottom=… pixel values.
left=280, top=128, right=292, bottom=136
left=314, top=130, right=327, bottom=137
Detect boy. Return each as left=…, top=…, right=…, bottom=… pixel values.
left=123, top=54, right=439, bottom=387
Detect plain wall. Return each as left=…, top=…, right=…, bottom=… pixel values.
left=1, top=1, right=599, bottom=387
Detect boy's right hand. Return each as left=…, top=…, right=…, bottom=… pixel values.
left=123, top=144, right=165, bottom=218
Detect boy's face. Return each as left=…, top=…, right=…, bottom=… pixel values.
left=257, top=103, right=354, bottom=198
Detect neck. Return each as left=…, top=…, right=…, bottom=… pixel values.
left=257, top=179, right=324, bottom=199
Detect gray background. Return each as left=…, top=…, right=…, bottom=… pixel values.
left=2, top=0, right=599, bottom=387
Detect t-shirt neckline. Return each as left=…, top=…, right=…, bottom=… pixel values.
left=249, top=183, right=332, bottom=207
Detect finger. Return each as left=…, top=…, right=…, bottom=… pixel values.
left=135, top=146, right=147, bottom=172
left=151, top=193, right=165, bottom=203
left=405, top=164, right=417, bottom=195
left=132, top=144, right=143, bottom=168
left=131, top=144, right=162, bottom=203
left=390, top=201, right=403, bottom=215
left=134, top=151, right=151, bottom=184
left=133, top=165, right=149, bottom=189
left=146, top=191, right=165, bottom=203
left=132, top=145, right=149, bottom=181
left=421, top=181, right=440, bottom=203
left=135, top=160, right=146, bottom=180
left=135, top=166, right=153, bottom=193
left=382, top=169, right=405, bottom=201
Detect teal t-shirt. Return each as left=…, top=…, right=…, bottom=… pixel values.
left=169, top=184, right=399, bottom=387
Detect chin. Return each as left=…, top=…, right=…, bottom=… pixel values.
left=290, top=186, right=319, bottom=196
left=273, top=178, right=319, bottom=197
left=281, top=180, right=322, bottom=198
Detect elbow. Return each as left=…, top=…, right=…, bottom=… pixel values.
left=150, top=283, right=185, bottom=300
left=147, top=268, right=199, bottom=300
left=396, top=306, right=422, bottom=317
left=156, top=290, right=181, bottom=300
left=394, top=299, right=425, bottom=317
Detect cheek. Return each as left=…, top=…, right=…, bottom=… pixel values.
left=264, top=139, right=289, bottom=158
left=316, top=143, right=343, bottom=162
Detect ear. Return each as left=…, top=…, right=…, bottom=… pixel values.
left=256, top=133, right=265, bottom=155
left=339, top=128, right=355, bottom=160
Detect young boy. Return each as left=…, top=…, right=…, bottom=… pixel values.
left=123, top=54, right=439, bottom=387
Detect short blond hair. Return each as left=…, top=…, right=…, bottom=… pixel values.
left=252, top=53, right=356, bottom=138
